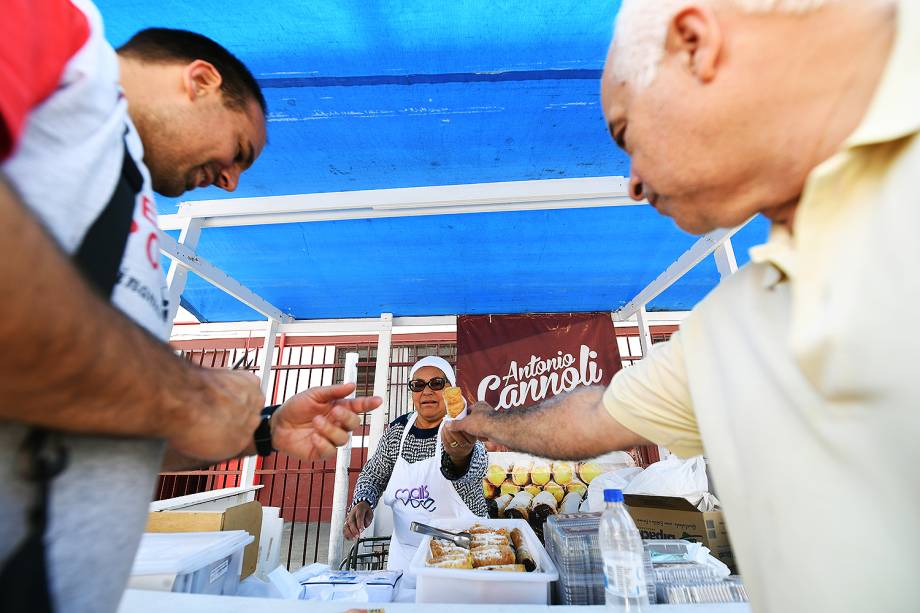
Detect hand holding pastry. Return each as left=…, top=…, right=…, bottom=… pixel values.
left=442, top=425, right=476, bottom=464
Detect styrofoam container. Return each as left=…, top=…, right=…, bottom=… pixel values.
left=130, top=530, right=254, bottom=596
left=409, top=518, right=559, bottom=604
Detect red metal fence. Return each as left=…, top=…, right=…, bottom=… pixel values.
left=158, top=325, right=673, bottom=569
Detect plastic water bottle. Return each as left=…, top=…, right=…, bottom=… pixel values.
left=599, top=488, right=649, bottom=611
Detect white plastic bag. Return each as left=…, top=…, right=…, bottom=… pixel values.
left=237, top=575, right=282, bottom=599
left=267, top=565, right=304, bottom=599
left=586, top=466, right=644, bottom=512
left=624, top=455, right=708, bottom=500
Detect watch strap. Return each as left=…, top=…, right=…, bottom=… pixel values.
left=254, top=405, right=280, bottom=456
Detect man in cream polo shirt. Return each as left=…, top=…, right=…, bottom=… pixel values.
left=451, top=1, right=920, bottom=611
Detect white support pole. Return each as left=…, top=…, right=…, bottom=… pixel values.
left=713, top=238, right=739, bottom=278
left=240, top=318, right=279, bottom=488
left=614, top=222, right=750, bottom=322
left=636, top=305, right=653, bottom=358
left=159, top=230, right=293, bottom=323
left=327, top=352, right=359, bottom=566
left=367, top=314, right=393, bottom=456
left=164, top=218, right=202, bottom=329
left=366, top=314, right=393, bottom=536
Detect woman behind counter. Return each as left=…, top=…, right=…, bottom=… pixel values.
left=344, top=356, right=488, bottom=573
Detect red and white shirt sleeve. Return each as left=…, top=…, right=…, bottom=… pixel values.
left=0, top=0, right=90, bottom=161
left=1, top=0, right=169, bottom=339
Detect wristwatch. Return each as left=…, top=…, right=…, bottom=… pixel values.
left=254, top=405, right=279, bottom=456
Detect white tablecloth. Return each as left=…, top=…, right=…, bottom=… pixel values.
left=118, top=590, right=752, bottom=613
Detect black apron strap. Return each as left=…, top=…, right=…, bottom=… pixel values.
left=0, top=141, right=142, bottom=613
left=73, top=139, right=145, bottom=296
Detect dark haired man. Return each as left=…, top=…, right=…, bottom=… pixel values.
left=116, top=27, right=267, bottom=197
left=0, top=2, right=379, bottom=612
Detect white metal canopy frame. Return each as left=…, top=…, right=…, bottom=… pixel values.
left=158, top=175, right=746, bottom=563
left=158, top=175, right=745, bottom=349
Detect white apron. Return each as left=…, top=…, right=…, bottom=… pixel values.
left=382, top=413, right=476, bottom=584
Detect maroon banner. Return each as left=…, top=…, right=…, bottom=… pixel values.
left=456, top=313, right=622, bottom=410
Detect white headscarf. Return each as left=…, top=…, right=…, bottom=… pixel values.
left=408, top=356, right=456, bottom=386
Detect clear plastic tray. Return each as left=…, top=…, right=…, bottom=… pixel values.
left=130, top=530, right=253, bottom=596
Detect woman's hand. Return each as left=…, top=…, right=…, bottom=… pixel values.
left=442, top=425, right=476, bottom=465
left=344, top=501, right=374, bottom=540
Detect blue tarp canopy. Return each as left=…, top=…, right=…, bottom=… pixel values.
left=97, top=0, right=768, bottom=322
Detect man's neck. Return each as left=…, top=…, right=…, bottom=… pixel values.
left=749, top=0, right=896, bottom=235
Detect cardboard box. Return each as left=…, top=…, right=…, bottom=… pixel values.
left=146, top=500, right=262, bottom=579
left=624, top=494, right=736, bottom=573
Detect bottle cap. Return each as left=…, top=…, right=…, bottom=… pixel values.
left=604, top=488, right=624, bottom=503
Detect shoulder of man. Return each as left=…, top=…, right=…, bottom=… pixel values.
left=0, top=0, right=92, bottom=161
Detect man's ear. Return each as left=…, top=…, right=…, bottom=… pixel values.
left=664, top=5, right=723, bottom=83
left=182, top=59, right=223, bottom=101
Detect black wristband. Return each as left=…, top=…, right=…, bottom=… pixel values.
left=254, top=405, right=280, bottom=457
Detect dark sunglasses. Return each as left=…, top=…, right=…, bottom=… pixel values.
left=407, top=377, right=448, bottom=392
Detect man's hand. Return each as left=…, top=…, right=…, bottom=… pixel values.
left=344, top=501, right=373, bottom=540
left=271, top=383, right=382, bottom=461
left=447, top=387, right=648, bottom=460
left=448, top=401, right=495, bottom=442
left=165, top=369, right=264, bottom=463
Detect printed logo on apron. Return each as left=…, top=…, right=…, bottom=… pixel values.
left=394, top=485, right=437, bottom=512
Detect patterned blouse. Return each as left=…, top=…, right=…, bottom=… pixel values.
left=351, top=412, right=489, bottom=517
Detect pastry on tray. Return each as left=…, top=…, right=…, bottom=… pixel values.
left=478, top=564, right=527, bottom=572
left=471, top=545, right=516, bottom=567
left=428, top=554, right=474, bottom=569
left=510, top=528, right=537, bottom=572
left=468, top=525, right=509, bottom=537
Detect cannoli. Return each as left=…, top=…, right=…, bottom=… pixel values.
left=483, top=479, right=498, bottom=499
left=468, top=525, right=510, bottom=538
left=499, top=480, right=522, bottom=497
left=529, top=490, right=558, bottom=539
left=530, top=462, right=551, bottom=486
left=486, top=463, right=509, bottom=487
left=560, top=491, right=583, bottom=514
left=471, top=545, right=515, bottom=567
left=444, top=386, right=466, bottom=418
left=552, top=462, right=575, bottom=485
left=430, top=539, right=467, bottom=560
left=511, top=461, right=533, bottom=486
left=503, top=491, right=533, bottom=520
left=493, top=494, right=513, bottom=518
left=577, top=461, right=603, bottom=484
left=428, top=553, right=474, bottom=569
left=543, top=480, right=565, bottom=503
left=478, top=564, right=527, bottom=572
left=472, top=534, right=511, bottom=549
left=510, top=528, right=538, bottom=572
left=565, top=479, right=587, bottom=496
left=523, top=484, right=541, bottom=498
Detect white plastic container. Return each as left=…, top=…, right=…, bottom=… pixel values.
left=409, top=518, right=559, bottom=604
left=130, top=531, right=254, bottom=596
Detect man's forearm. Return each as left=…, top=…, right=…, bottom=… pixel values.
left=0, top=174, right=213, bottom=439
left=473, top=386, right=648, bottom=460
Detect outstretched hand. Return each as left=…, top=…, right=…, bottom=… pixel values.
left=271, top=383, right=382, bottom=461
left=445, top=401, right=494, bottom=442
